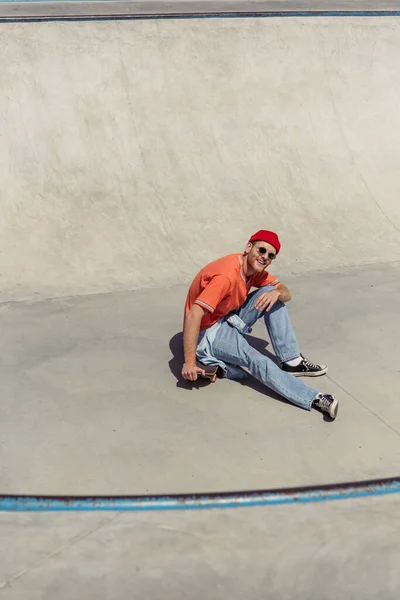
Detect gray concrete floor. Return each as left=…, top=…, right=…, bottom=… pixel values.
left=1, top=262, right=399, bottom=496
left=1, top=493, right=400, bottom=599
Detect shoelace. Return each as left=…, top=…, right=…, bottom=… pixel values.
left=302, top=356, right=319, bottom=370
left=316, top=395, right=331, bottom=409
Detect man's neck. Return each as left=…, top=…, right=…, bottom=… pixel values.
left=242, top=253, right=255, bottom=278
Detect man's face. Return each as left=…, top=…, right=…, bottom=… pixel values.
left=245, top=241, right=277, bottom=273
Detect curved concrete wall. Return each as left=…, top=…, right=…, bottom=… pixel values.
left=1, top=16, right=400, bottom=299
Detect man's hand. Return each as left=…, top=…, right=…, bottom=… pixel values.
left=182, top=304, right=208, bottom=381
left=254, top=289, right=281, bottom=312
left=182, top=362, right=206, bottom=381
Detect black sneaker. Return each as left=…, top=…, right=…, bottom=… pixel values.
left=282, top=354, right=328, bottom=377
left=313, top=394, right=339, bottom=420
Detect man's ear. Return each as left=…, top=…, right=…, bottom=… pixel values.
left=244, top=242, right=252, bottom=255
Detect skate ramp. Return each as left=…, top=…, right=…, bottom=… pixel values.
left=0, top=15, right=400, bottom=300
left=1, top=9, right=400, bottom=600
left=1, top=0, right=400, bottom=503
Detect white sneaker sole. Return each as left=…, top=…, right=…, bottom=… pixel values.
left=328, top=396, right=339, bottom=420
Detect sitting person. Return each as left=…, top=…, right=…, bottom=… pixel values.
left=182, top=230, right=339, bottom=420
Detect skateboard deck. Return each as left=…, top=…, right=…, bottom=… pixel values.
left=196, top=361, right=223, bottom=383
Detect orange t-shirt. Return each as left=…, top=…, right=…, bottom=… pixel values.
left=184, top=254, right=280, bottom=331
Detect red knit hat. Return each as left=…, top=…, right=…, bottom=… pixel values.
left=249, top=230, right=281, bottom=254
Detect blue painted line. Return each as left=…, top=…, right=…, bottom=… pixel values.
left=1, top=10, right=400, bottom=24
left=1, top=477, right=400, bottom=511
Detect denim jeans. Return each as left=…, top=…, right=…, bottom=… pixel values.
left=210, top=286, right=319, bottom=410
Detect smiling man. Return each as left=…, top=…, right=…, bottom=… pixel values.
left=182, top=230, right=339, bottom=420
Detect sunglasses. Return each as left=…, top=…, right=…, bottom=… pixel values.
left=253, top=245, right=276, bottom=260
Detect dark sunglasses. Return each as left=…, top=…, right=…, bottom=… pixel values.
left=254, top=245, right=276, bottom=260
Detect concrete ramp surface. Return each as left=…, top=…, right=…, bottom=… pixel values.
left=1, top=15, right=400, bottom=299
left=1, top=8, right=400, bottom=599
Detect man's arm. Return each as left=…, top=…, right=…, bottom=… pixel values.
left=182, top=304, right=208, bottom=381
left=276, top=283, right=292, bottom=303
left=254, top=282, right=292, bottom=312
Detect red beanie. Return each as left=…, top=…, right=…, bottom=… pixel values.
left=249, top=230, right=281, bottom=254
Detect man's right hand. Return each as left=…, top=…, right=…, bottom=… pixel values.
left=182, top=363, right=206, bottom=381
left=182, top=304, right=208, bottom=382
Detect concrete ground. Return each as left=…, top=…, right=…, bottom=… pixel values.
left=1, top=262, right=400, bottom=496
left=1, top=493, right=400, bottom=599
left=1, top=262, right=400, bottom=598
left=1, top=6, right=400, bottom=600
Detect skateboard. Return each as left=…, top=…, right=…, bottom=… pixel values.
left=196, top=361, right=223, bottom=383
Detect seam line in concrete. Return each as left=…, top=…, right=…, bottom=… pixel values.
left=0, top=513, right=120, bottom=590
left=320, top=39, right=400, bottom=236
left=326, top=374, right=400, bottom=438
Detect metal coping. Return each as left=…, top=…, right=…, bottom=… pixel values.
left=1, top=1, right=400, bottom=22
left=1, top=476, right=400, bottom=511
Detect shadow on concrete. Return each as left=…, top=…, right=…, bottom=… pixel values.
left=168, top=331, right=290, bottom=406
left=168, top=331, right=210, bottom=390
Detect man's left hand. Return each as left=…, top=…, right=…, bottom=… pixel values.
left=254, top=289, right=281, bottom=312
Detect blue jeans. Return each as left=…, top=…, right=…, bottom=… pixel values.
left=210, top=286, right=319, bottom=410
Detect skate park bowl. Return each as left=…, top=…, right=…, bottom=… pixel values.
left=1, top=1, right=400, bottom=597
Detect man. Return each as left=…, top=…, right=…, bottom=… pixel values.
left=182, top=230, right=339, bottom=420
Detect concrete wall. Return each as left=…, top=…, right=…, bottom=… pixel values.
left=1, top=17, right=400, bottom=299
